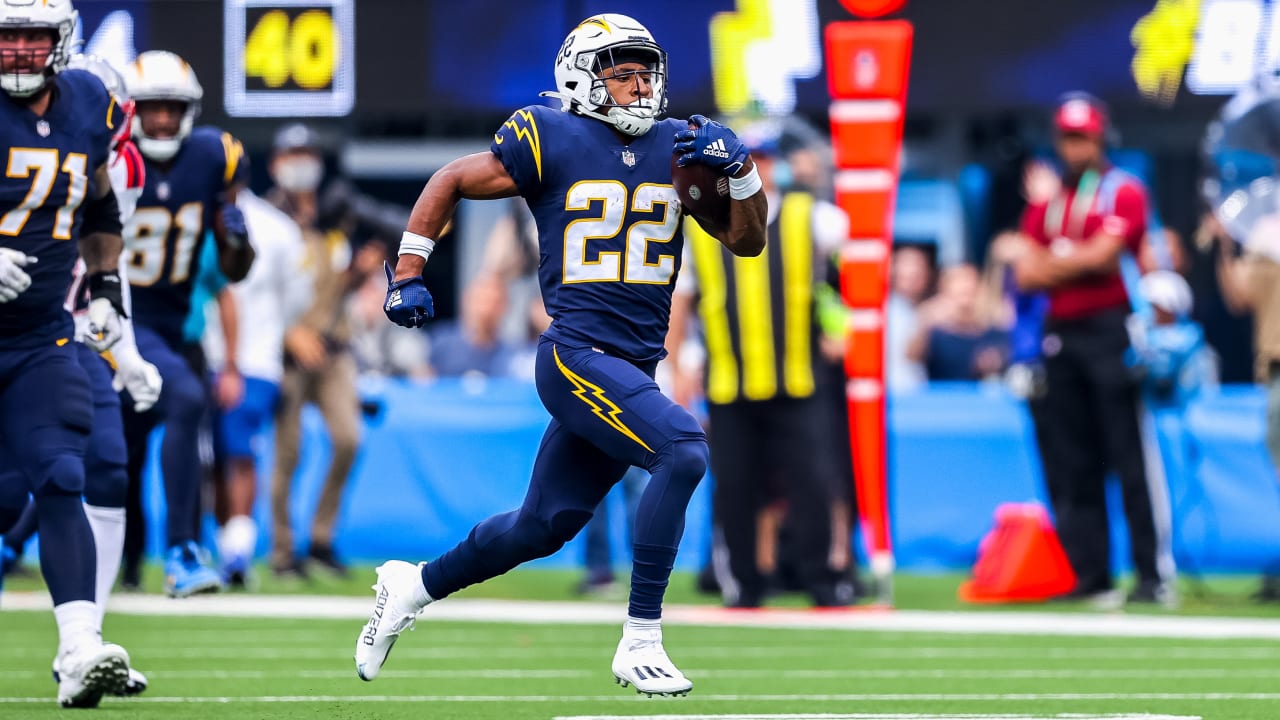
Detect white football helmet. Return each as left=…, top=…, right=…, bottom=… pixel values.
left=122, top=50, right=202, bottom=162
left=0, top=0, right=79, bottom=98
left=540, top=14, right=667, bottom=137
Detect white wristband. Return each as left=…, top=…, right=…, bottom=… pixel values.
left=399, top=231, right=436, bottom=262
left=728, top=165, right=762, bottom=200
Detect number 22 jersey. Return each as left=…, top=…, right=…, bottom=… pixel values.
left=491, top=105, right=689, bottom=364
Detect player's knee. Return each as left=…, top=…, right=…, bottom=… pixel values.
left=514, top=508, right=591, bottom=559
left=32, top=454, right=86, bottom=497
left=83, top=464, right=128, bottom=509
left=669, top=437, right=709, bottom=487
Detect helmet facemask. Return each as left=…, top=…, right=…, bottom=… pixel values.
left=0, top=17, right=77, bottom=98
left=582, top=42, right=667, bottom=136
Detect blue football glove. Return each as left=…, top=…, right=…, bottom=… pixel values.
left=674, top=114, right=749, bottom=176
left=220, top=202, right=249, bottom=249
left=383, top=261, right=434, bottom=328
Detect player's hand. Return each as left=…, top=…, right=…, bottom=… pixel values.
left=84, top=271, right=128, bottom=352
left=111, top=345, right=163, bottom=413
left=219, top=202, right=249, bottom=249
left=383, top=261, right=434, bottom=328
left=0, top=248, right=36, bottom=303
left=674, top=115, right=749, bottom=177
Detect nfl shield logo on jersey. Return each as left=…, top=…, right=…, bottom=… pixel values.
left=621, top=150, right=636, bottom=167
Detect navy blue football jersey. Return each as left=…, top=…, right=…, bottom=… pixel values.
left=126, top=126, right=246, bottom=344
left=491, top=106, right=688, bottom=363
left=0, top=70, right=121, bottom=345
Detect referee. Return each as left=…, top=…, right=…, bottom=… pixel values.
left=668, top=127, right=852, bottom=608
left=1013, top=94, right=1174, bottom=606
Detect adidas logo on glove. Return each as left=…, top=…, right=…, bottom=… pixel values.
left=703, top=138, right=730, bottom=159
left=386, top=290, right=402, bottom=310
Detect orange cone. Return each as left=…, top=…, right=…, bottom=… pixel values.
left=958, top=502, right=1077, bottom=603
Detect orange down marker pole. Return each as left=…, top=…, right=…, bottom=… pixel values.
left=824, top=19, right=913, bottom=605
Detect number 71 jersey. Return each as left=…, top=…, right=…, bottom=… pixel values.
left=0, top=70, right=118, bottom=344
left=126, top=126, right=246, bottom=344
left=491, top=105, right=689, bottom=364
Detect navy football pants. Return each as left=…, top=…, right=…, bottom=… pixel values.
left=0, top=338, right=95, bottom=604
left=0, top=342, right=130, bottom=551
left=422, top=338, right=708, bottom=619
left=123, top=325, right=207, bottom=548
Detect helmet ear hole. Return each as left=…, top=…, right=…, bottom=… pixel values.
left=565, top=81, right=577, bottom=91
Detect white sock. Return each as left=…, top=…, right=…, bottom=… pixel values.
left=625, top=616, right=661, bottom=635
left=83, top=505, right=125, bottom=629
left=220, top=515, right=257, bottom=559
left=53, top=600, right=99, bottom=655
left=411, top=563, right=433, bottom=608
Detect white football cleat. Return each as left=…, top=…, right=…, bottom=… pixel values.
left=52, top=653, right=146, bottom=696
left=611, top=625, right=693, bottom=697
left=354, top=560, right=429, bottom=681
left=56, top=640, right=130, bottom=708
left=119, top=667, right=148, bottom=696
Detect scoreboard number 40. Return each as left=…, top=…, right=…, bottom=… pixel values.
left=224, top=0, right=355, bottom=118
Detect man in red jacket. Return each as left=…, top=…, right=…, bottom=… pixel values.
left=1014, top=93, right=1174, bottom=607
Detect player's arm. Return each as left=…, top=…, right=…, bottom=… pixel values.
left=213, top=183, right=255, bottom=282
left=716, top=159, right=767, bottom=257
left=384, top=152, right=518, bottom=328
left=79, top=162, right=128, bottom=351
left=392, top=152, right=519, bottom=282
left=674, top=115, right=766, bottom=257
left=213, top=133, right=255, bottom=282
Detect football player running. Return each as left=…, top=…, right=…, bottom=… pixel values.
left=357, top=13, right=765, bottom=696
left=0, top=52, right=160, bottom=700
left=119, top=51, right=254, bottom=598
left=0, top=0, right=137, bottom=706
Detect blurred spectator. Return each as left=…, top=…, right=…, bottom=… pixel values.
left=1214, top=223, right=1280, bottom=599
left=886, top=245, right=932, bottom=391
left=907, top=263, right=1011, bottom=382
left=348, top=246, right=431, bottom=380
left=203, top=191, right=311, bottom=587
left=428, top=274, right=520, bottom=378
left=1132, top=271, right=1217, bottom=409
left=1013, top=93, right=1174, bottom=606
left=265, top=123, right=364, bottom=579
left=668, top=122, right=853, bottom=608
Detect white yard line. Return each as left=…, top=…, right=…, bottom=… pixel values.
left=554, top=715, right=1203, bottom=720
left=0, top=668, right=1274, bottom=681
left=5, top=592, right=1280, bottom=640
left=0, top=692, right=1265, bottom=703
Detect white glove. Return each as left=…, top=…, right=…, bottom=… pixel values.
left=111, top=344, right=163, bottom=413
left=0, top=248, right=36, bottom=302
left=84, top=297, right=125, bottom=352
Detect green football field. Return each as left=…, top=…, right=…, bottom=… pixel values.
left=3, top=570, right=1280, bottom=719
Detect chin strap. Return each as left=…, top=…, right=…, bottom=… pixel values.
left=538, top=91, right=654, bottom=136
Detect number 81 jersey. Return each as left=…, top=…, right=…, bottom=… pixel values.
left=491, top=105, right=689, bottom=364
left=0, top=70, right=118, bottom=344
left=126, top=126, right=246, bottom=344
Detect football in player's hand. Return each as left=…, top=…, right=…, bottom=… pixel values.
left=671, top=153, right=730, bottom=233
